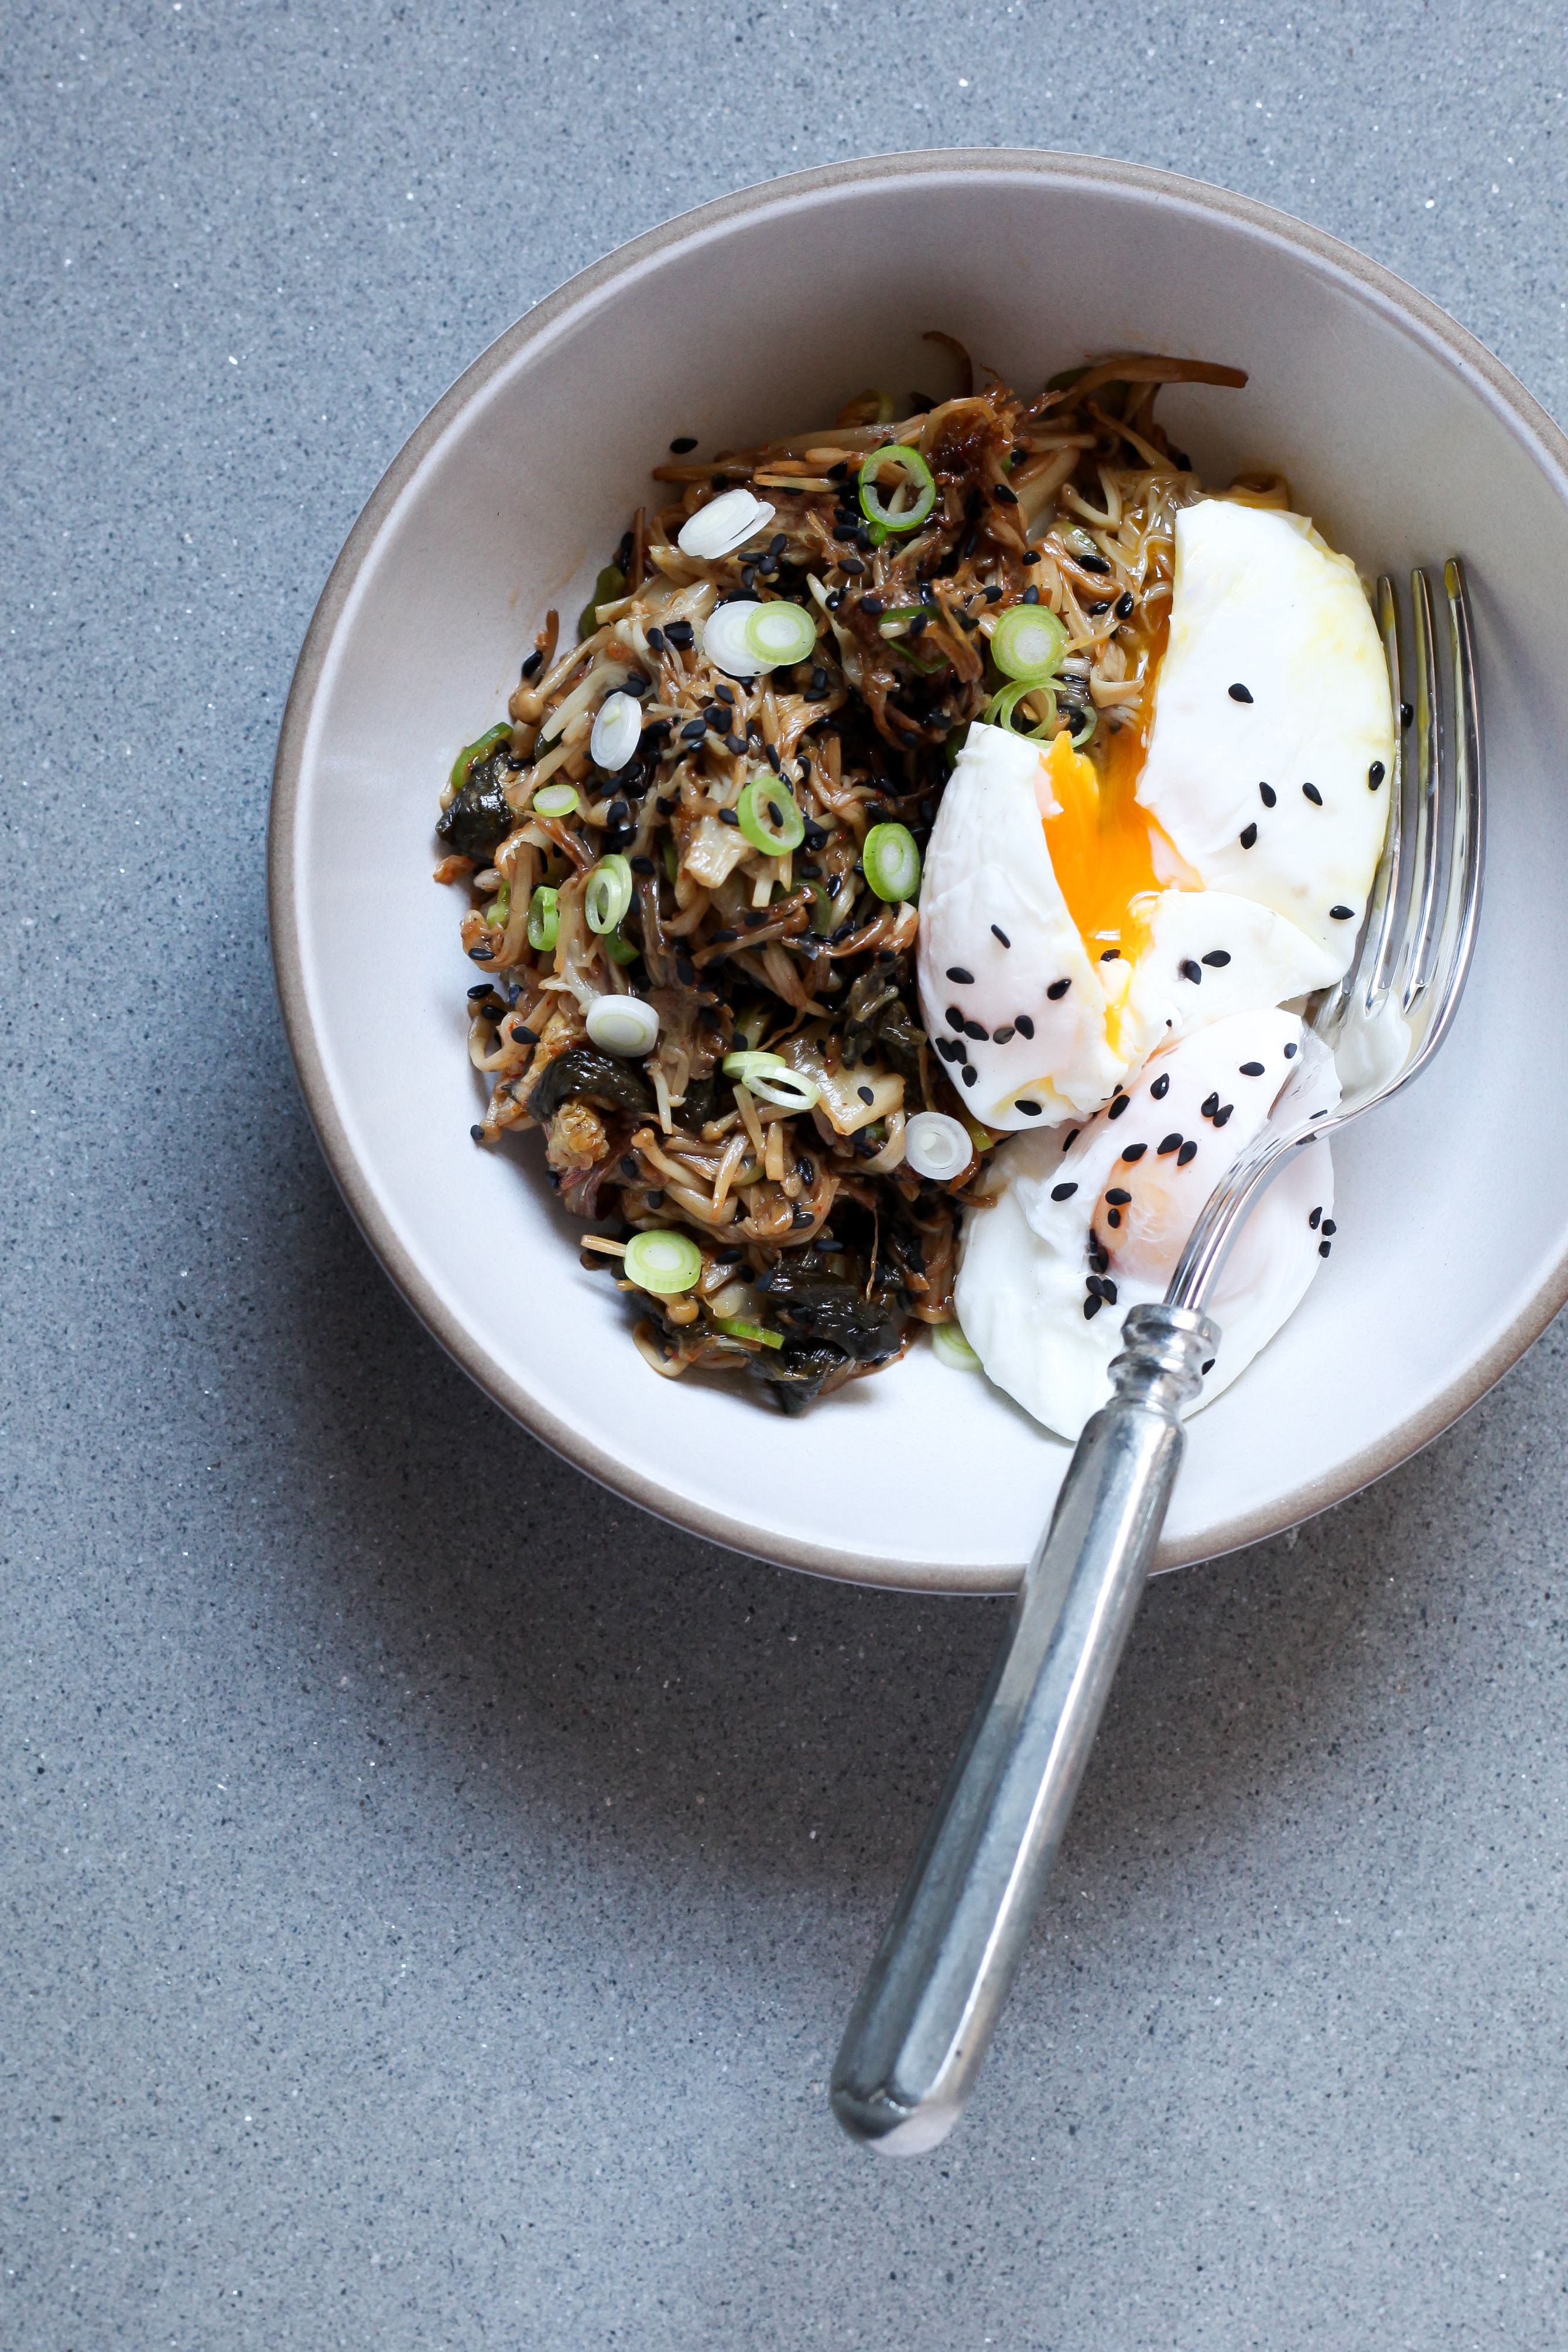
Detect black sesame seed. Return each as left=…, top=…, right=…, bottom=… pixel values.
left=1063, top=1129, right=1080, bottom=1149
left=1114, top=591, right=1134, bottom=619
left=1229, top=683, right=1254, bottom=703
left=669, top=435, right=697, bottom=453
left=1201, top=950, right=1231, bottom=968
left=1303, top=782, right=1323, bottom=806
left=1100, top=947, right=1122, bottom=963
left=1021, top=549, right=1041, bottom=566
left=991, top=924, right=1011, bottom=947
left=1259, top=782, right=1277, bottom=808
left=963, top=1019, right=989, bottom=1042
left=992, top=481, right=1019, bottom=506
left=1157, top=1132, right=1182, bottom=1155
left=718, top=807, right=740, bottom=827
left=1079, top=553, right=1112, bottom=575
left=520, top=648, right=544, bottom=679
left=954, top=1066, right=974, bottom=1087
left=1240, top=823, right=1258, bottom=849
left=1213, top=1104, right=1233, bottom=1127
left=1107, top=1206, right=1121, bottom=1227
left=1321, top=1218, right=1337, bottom=1237
left=679, top=718, right=708, bottom=742
left=1180, top=958, right=1203, bottom=984
left=1085, top=1274, right=1104, bottom=1299
left=664, top=621, right=694, bottom=648
left=1319, top=1238, right=1332, bottom=1257
left=1239, top=1060, right=1265, bottom=1077
left=470, top=1123, right=484, bottom=1141
left=1329, top=904, right=1355, bottom=920
left=1149, top=1073, right=1170, bottom=1100
left=1200, top=1357, right=1215, bottom=1375
left=1021, top=584, right=1041, bottom=605
left=857, top=1085, right=874, bottom=1105
left=1121, top=1142, right=1148, bottom=1162
left=1107, top=1093, right=1130, bottom=1121
left=1400, top=700, right=1413, bottom=728
left=1176, top=1141, right=1198, bottom=1167
left=1018, top=1099, right=1042, bottom=1115
left=1369, top=761, right=1385, bottom=790
left=993, top=1025, right=1015, bottom=1044
left=1201, top=1091, right=1220, bottom=1118
left=936, top=1037, right=964, bottom=1063
left=1016, top=1014, right=1036, bottom=1037
left=1045, top=980, right=1070, bottom=1002
left=1309, top=1206, right=1322, bottom=1228
left=1283, top=1042, right=1298, bottom=1059
left=1100, top=1277, right=1118, bottom=1305
left=1083, top=1293, right=1104, bottom=1319
left=946, top=1006, right=965, bottom=1029
left=467, top=982, right=494, bottom=1001
left=1051, top=1182, right=1078, bottom=1201
left=946, top=965, right=974, bottom=985
left=1088, top=601, right=1111, bottom=618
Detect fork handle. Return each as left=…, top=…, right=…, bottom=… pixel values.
left=830, top=1302, right=1217, bottom=2155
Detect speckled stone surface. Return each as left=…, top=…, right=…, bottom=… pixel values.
left=6, top=6, right=1568, bottom=2346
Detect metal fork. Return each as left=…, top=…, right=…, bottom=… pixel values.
left=831, top=560, right=1484, bottom=2155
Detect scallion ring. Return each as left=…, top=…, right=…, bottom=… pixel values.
left=721, top=1050, right=820, bottom=1111
left=983, top=679, right=1059, bottom=742
left=584, top=854, right=634, bottom=934
left=589, top=690, right=642, bottom=772
left=903, top=1110, right=973, bottom=1183
left=677, top=487, right=776, bottom=561
left=449, top=723, right=511, bottom=794
left=990, top=604, right=1068, bottom=682
left=602, top=926, right=641, bottom=967
left=862, top=821, right=922, bottom=903
left=737, top=774, right=806, bottom=856
left=715, top=1316, right=784, bottom=1349
left=624, top=1230, right=704, bottom=1296
left=703, top=598, right=818, bottom=679
left=526, top=885, right=560, bottom=952
left=584, top=994, right=659, bottom=1056
left=533, top=782, right=580, bottom=819
left=931, top=1321, right=983, bottom=1371
left=857, top=444, right=937, bottom=540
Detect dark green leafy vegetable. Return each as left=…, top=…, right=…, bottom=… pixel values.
left=530, top=1047, right=653, bottom=1122
left=437, top=750, right=514, bottom=862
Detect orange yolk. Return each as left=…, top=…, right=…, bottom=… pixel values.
left=1036, top=654, right=1178, bottom=969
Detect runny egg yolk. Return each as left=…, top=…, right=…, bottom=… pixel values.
left=1034, top=687, right=1177, bottom=971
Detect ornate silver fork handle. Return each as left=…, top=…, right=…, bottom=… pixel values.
left=831, top=561, right=1483, bottom=2155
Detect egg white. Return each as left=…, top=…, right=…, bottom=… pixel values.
left=954, top=1008, right=1338, bottom=1440
left=916, top=500, right=1394, bottom=1130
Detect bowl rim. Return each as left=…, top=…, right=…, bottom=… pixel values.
left=269, top=144, right=1568, bottom=1593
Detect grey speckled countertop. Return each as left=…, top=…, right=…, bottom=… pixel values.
left=6, top=7, right=1568, bottom=2347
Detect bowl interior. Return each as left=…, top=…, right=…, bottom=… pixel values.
left=275, top=153, right=1568, bottom=1591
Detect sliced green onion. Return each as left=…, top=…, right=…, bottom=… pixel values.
left=663, top=836, right=678, bottom=884
left=533, top=782, right=580, bottom=819
left=1069, top=704, right=1098, bottom=749
left=449, top=723, right=511, bottom=794
left=624, top=1229, right=704, bottom=1296
left=984, top=679, right=1059, bottom=742
left=603, top=925, right=641, bottom=966
left=585, top=854, right=634, bottom=934
left=585, top=994, right=659, bottom=1055
left=722, top=1050, right=820, bottom=1111
left=485, top=881, right=511, bottom=930
left=737, top=775, right=806, bottom=856
left=904, top=1110, right=972, bottom=1183
left=932, top=1321, right=983, bottom=1371
left=858, top=444, right=937, bottom=540
left=715, top=1316, right=784, bottom=1348
left=527, top=885, right=559, bottom=952
left=991, top=604, right=1068, bottom=682
left=578, top=561, right=625, bottom=640
left=806, top=879, right=836, bottom=936
left=590, top=690, right=642, bottom=772
left=746, top=601, right=816, bottom=666
left=862, top=821, right=922, bottom=903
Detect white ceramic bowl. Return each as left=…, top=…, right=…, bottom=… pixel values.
left=270, top=149, right=1568, bottom=1594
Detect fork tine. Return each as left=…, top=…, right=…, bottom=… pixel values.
left=1403, top=570, right=1445, bottom=1010
left=1423, top=557, right=1484, bottom=1045
left=1361, top=576, right=1409, bottom=1018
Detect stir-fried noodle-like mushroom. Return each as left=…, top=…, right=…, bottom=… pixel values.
left=435, top=351, right=1248, bottom=1409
